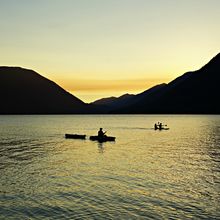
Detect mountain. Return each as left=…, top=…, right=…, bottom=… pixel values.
left=0, top=67, right=90, bottom=114
left=91, top=84, right=168, bottom=113
left=1, top=53, right=219, bottom=114
left=91, top=93, right=135, bottom=112
left=92, top=96, right=118, bottom=106
left=111, top=53, right=220, bottom=114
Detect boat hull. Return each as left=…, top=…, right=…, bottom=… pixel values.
left=154, top=128, right=169, bottom=130
left=89, top=136, right=116, bottom=142
left=65, top=134, right=86, bottom=139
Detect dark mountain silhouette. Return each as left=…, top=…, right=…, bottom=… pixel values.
left=92, top=96, right=118, bottom=106
left=1, top=52, right=219, bottom=114
left=91, top=93, right=135, bottom=112
left=91, top=84, right=167, bottom=113
left=0, top=67, right=91, bottom=114
left=109, top=53, right=220, bottom=114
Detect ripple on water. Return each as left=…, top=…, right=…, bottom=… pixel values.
left=0, top=115, right=220, bottom=219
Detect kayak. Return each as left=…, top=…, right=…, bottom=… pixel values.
left=154, top=127, right=169, bottom=130
left=65, top=134, right=86, bottom=139
left=89, top=136, right=116, bottom=142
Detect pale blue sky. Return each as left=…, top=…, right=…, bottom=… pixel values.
left=0, top=0, right=220, bottom=101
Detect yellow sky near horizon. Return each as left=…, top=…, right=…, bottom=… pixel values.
left=35, top=51, right=218, bottom=102
left=0, top=0, right=220, bottom=102
left=63, top=78, right=171, bottom=103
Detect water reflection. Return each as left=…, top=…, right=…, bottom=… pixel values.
left=0, top=115, right=219, bottom=219
left=97, top=142, right=104, bottom=153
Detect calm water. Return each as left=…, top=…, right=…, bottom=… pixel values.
left=0, top=115, right=219, bottom=219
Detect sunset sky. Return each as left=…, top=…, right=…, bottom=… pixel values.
left=0, top=0, right=220, bottom=102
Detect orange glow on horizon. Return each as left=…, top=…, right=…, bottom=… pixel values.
left=59, top=78, right=171, bottom=103
left=59, top=78, right=171, bottom=92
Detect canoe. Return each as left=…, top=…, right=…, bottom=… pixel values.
left=65, top=134, right=86, bottom=139
left=89, top=136, right=116, bottom=142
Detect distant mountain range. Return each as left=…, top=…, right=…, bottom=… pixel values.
left=91, top=84, right=167, bottom=113
left=92, top=53, right=220, bottom=114
left=0, top=52, right=219, bottom=114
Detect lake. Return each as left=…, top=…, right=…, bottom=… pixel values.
left=0, top=115, right=219, bottom=219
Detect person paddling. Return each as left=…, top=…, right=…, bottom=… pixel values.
left=98, top=128, right=106, bottom=138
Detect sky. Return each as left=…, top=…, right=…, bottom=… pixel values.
left=0, top=0, right=220, bottom=102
